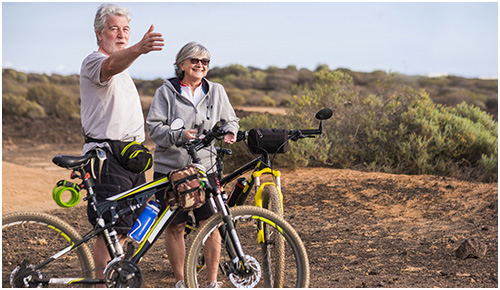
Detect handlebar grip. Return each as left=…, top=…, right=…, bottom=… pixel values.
left=236, top=130, right=246, bottom=142
left=211, top=120, right=224, bottom=133
left=294, top=129, right=321, bottom=135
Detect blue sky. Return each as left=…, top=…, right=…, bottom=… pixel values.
left=2, top=1, right=498, bottom=80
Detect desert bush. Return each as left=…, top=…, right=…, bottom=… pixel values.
left=3, top=69, right=28, bottom=83
left=226, top=88, right=272, bottom=107
left=27, top=73, right=50, bottom=84
left=315, top=64, right=330, bottom=72
left=232, top=70, right=497, bottom=182
left=49, top=74, right=79, bottom=86
left=208, top=65, right=248, bottom=80
left=26, top=83, right=79, bottom=119
left=230, top=77, right=259, bottom=90
left=257, top=95, right=276, bottom=107
left=264, top=72, right=298, bottom=91
left=249, top=69, right=267, bottom=89
left=297, top=68, right=315, bottom=86
left=2, top=93, right=46, bottom=118
left=2, top=77, right=28, bottom=96
left=225, top=88, right=246, bottom=107
left=287, top=70, right=498, bottom=182
left=135, top=78, right=164, bottom=96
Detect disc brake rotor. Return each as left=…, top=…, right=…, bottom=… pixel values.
left=10, top=262, right=43, bottom=288
left=229, top=255, right=262, bottom=288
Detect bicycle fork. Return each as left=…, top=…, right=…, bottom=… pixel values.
left=209, top=190, right=254, bottom=277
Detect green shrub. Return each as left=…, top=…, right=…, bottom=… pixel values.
left=257, top=95, right=276, bottom=107
left=289, top=71, right=498, bottom=182
left=26, top=83, right=79, bottom=118
left=2, top=93, right=46, bottom=118
left=230, top=70, right=497, bottom=182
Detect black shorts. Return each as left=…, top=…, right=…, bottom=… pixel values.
left=86, top=147, right=146, bottom=234
left=154, top=171, right=216, bottom=225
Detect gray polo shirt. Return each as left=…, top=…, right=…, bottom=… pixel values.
left=80, top=51, right=145, bottom=154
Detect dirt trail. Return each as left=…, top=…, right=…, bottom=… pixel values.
left=2, top=142, right=498, bottom=287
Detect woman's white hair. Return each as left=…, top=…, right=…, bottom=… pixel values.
left=174, top=42, right=211, bottom=79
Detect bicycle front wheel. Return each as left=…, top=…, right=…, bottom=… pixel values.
left=2, top=211, right=95, bottom=288
left=185, top=206, right=309, bottom=288
left=261, top=185, right=286, bottom=287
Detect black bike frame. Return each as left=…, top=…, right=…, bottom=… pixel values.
left=31, top=174, right=181, bottom=286
left=36, top=159, right=253, bottom=286
left=219, top=153, right=274, bottom=207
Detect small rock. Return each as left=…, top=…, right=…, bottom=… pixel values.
left=455, top=238, right=487, bottom=259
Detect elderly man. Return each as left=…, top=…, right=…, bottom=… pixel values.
left=80, top=3, right=163, bottom=285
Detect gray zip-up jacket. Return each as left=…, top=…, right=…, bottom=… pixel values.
left=146, top=77, right=239, bottom=175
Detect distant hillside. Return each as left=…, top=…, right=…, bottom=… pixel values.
left=2, top=66, right=497, bottom=119
left=2, top=67, right=497, bottom=182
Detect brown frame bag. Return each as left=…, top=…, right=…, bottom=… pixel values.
left=168, top=164, right=205, bottom=211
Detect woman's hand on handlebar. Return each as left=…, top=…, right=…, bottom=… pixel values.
left=224, top=130, right=237, bottom=144
left=184, top=129, right=198, bottom=140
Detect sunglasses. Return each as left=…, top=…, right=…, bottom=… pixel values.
left=189, top=58, right=210, bottom=66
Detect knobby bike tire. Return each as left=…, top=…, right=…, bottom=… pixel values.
left=261, top=185, right=286, bottom=287
left=185, top=206, right=309, bottom=288
left=2, top=211, right=95, bottom=288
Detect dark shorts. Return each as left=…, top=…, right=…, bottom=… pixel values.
left=86, top=147, right=146, bottom=234
left=154, top=171, right=216, bottom=225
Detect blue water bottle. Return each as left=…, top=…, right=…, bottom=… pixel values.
left=128, top=200, right=160, bottom=243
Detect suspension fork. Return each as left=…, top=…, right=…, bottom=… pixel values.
left=209, top=185, right=252, bottom=275
left=253, top=168, right=283, bottom=207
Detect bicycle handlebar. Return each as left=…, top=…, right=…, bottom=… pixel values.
left=183, top=120, right=229, bottom=153
left=182, top=107, right=332, bottom=156
left=236, top=128, right=321, bottom=143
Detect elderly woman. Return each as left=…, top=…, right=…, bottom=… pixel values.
left=146, top=42, right=239, bottom=288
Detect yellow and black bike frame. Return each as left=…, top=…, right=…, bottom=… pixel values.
left=220, top=159, right=284, bottom=244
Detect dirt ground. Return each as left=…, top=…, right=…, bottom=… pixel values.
left=2, top=115, right=498, bottom=288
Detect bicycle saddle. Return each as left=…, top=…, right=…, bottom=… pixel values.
left=52, top=152, right=95, bottom=169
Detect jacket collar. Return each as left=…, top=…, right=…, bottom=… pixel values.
left=168, top=77, right=209, bottom=94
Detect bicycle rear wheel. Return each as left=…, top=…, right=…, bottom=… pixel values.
left=185, top=206, right=309, bottom=288
left=2, top=211, right=95, bottom=288
left=261, top=185, right=285, bottom=287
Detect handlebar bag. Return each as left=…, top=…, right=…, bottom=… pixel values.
left=248, top=128, right=289, bottom=154
left=109, top=141, right=153, bottom=173
left=168, top=164, right=206, bottom=211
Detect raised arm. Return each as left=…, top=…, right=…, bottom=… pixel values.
left=100, top=25, right=164, bottom=82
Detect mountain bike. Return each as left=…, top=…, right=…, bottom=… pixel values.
left=2, top=121, right=309, bottom=288
left=192, top=107, right=333, bottom=287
